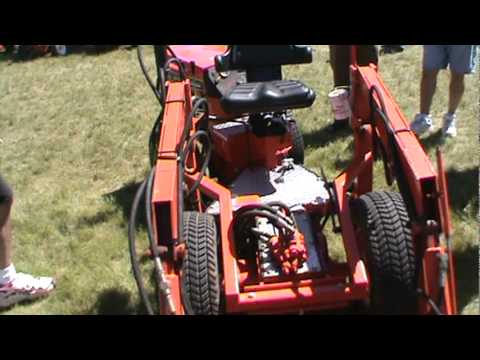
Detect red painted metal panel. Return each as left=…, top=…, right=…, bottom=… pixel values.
left=169, top=45, right=228, bottom=71
left=354, top=66, right=438, bottom=217
left=235, top=282, right=367, bottom=313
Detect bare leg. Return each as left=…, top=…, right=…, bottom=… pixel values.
left=448, top=71, right=465, bottom=114
left=420, top=68, right=440, bottom=115
left=0, top=199, right=13, bottom=269
left=0, top=192, right=55, bottom=307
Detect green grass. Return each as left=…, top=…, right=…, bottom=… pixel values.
left=0, top=46, right=478, bottom=315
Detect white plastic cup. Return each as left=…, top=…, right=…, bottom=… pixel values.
left=328, top=88, right=351, bottom=121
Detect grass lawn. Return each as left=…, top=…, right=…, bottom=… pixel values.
left=0, top=45, right=478, bottom=315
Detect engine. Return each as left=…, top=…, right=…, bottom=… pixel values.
left=208, top=159, right=331, bottom=279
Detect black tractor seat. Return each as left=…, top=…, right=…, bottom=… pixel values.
left=221, top=79, right=315, bottom=115
left=214, top=45, right=317, bottom=115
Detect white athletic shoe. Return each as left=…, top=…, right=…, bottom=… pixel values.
left=411, top=113, right=434, bottom=135
left=0, top=272, right=55, bottom=309
left=442, top=113, right=457, bottom=138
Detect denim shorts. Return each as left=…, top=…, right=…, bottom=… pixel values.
left=423, top=45, right=478, bottom=74
left=0, top=174, right=13, bottom=204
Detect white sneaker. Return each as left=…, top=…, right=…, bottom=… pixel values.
left=411, top=113, right=434, bottom=135
left=442, top=113, right=457, bottom=138
left=0, top=272, right=55, bottom=309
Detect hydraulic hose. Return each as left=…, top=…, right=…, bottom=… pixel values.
left=368, top=85, right=396, bottom=186
left=128, top=178, right=155, bottom=315
left=145, top=166, right=176, bottom=315
left=177, top=98, right=209, bottom=154
left=137, top=45, right=168, bottom=166
left=368, top=85, right=390, bottom=132
left=137, top=45, right=164, bottom=105
left=236, top=203, right=295, bottom=227
left=164, top=57, right=186, bottom=81
left=181, top=130, right=212, bottom=199
left=128, top=167, right=175, bottom=315
left=237, top=209, right=296, bottom=235
left=176, top=98, right=210, bottom=250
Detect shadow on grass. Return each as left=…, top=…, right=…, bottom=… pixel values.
left=446, top=167, right=478, bottom=215
left=72, top=181, right=146, bottom=230
left=421, top=130, right=444, bottom=150
left=77, top=208, right=119, bottom=228
left=82, top=268, right=161, bottom=315
left=303, top=123, right=352, bottom=149
left=454, top=244, right=479, bottom=314
left=104, top=181, right=147, bottom=228
left=84, top=288, right=145, bottom=315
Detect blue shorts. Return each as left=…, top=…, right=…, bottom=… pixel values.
left=423, top=45, right=478, bottom=74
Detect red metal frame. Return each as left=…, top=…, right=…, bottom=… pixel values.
left=338, top=52, right=457, bottom=314
left=148, top=45, right=457, bottom=315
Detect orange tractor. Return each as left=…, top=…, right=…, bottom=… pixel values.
left=128, top=45, right=457, bottom=315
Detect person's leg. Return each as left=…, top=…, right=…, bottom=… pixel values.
left=410, top=68, right=439, bottom=135
left=448, top=71, right=465, bottom=114
left=447, top=45, right=477, bottom=113
left=329, top=45, right=350, bottom=88
left=440, top=70, right=463, bottom=138
left=441, top=45, right=477, bottom=137
left=0, top=176, right=14, bottom=270
left=329, top=45, right=379, bottom=88
left=420, top=68, right=440, bottom=115
left=357, top=45, right=379, bottom=66
left=411, top=45, right=447, bottom=135
left=421, top=45, right=448, bottom=114
left=328, top=45, right=352, bottom=129
left=0, top=176, right=55, bottom=309
left=0, top=200, right=13, bottom=270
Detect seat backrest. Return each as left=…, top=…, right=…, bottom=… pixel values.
left=215, top=45, right=313, bottom=82
left=215, top=45, right=313, bottom=71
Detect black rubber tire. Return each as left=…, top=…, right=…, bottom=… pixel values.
left=181, top=211, right=221, bottom=315
left=352, top=191, right=417, bottom=314
left=288, top=120, right=305, bottom=165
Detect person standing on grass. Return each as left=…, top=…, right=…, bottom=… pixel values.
left=0, top=175, right=55, bottom=309
left=410, top=45, right=478, bottom=138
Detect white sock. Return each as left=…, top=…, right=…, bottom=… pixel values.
left=0, top=263, right=17, bottom=285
